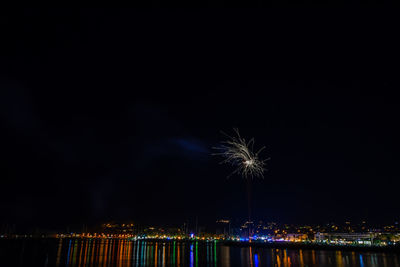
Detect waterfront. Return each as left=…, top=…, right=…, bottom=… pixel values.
left=1, top=239, right=400, bottom=266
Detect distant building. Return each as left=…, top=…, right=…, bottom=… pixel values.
left=286, top=233, right=308, bottom=242
left=216, top=219, right=231, bottom=237
left=315, top=232, right=377, bottom=245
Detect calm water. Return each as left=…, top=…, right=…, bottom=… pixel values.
left=1, top=239, right=399, bottom=267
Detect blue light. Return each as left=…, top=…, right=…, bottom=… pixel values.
left=360, top=255, right=364, bottom=267
left=190, top=244, right=194, bottom=267
left=66, top=240, right=72, bottom=266
left=255, top=254, right=259, bottom=267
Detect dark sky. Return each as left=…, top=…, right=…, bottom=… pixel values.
left=1, top=9, right=399, bottom=231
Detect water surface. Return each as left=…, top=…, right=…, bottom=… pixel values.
left=1, top=238, right=399, bottom=266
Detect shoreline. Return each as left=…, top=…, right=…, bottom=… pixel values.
left=220, top=240, right=400, bottom=253
left=1, top=237, right=399, bottom=253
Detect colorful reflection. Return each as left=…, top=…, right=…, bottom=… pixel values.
left=8, top=238, right=400, bottom=267
left=48, top=239, right=222, bottom=267
left=235, top=245, right=400, bottom=267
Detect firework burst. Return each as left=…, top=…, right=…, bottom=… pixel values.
left=213, top=128, right=268, bottom=179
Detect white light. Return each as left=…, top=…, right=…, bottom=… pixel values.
left=213, top=128, right=268, bottom=179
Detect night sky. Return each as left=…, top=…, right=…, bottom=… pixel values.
left=1, top=9, right=399, bottom=231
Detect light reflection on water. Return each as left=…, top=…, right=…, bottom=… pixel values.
left=1, top=239, right=400, bottom=267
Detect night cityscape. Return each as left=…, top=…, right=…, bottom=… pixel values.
left=1, top=8, right=400, bottom=267
left=2, top=220, right=400, bottom=246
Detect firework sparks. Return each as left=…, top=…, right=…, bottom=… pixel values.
left=213, top=128, right=268, bottom=178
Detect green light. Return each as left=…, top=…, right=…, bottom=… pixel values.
left=173, top=241, right=176, bottom=266
left=214, top=241, right=217, bottom=267
left=195, top=241, right=198, bottom=267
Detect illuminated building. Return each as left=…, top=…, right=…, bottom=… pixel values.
left=286, top=233, right=308, bottom=242
left=216, top=219, right=231, bottom=237
left=315, top=232, right=377, bottom=245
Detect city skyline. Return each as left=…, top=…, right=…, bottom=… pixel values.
left=1, top=9, right=400, bottom=232
left=2, top=8, right=400, bottom=267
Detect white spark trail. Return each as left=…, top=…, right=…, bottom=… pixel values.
left=213, top=128, right=268, bottom=179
